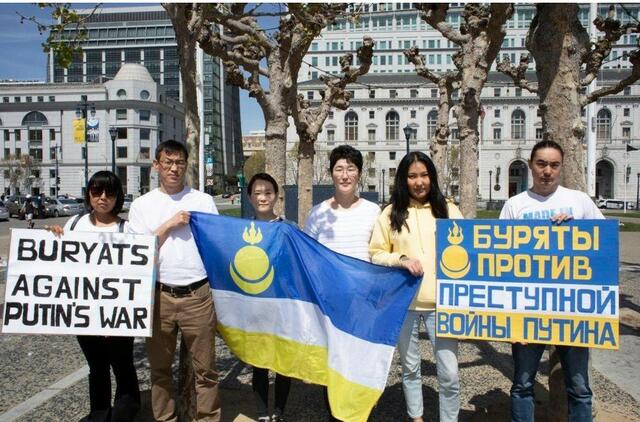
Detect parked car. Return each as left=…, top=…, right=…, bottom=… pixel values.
left=0, top=202, right=9, bottom=221
left=45, top=197, right=85, bottom=217
left=122, top=194, right=133, bottom=212
left=598, top=199, right=625, bottom=210
left=5, top=195, right=26, bottom=219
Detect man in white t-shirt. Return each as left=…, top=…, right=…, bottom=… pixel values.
left=500, top=140, right=604, bottom=422
left=128, top=140, right=220, bottom=422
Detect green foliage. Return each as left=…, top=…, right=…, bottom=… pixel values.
left=243, top=151, right=266, bottom=183
left=18, top=3, right=97, bottom=68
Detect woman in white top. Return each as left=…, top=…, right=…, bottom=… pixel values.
left=45, top=171, right=140, bottom=422
left=303, top=145, right=380, bottom=421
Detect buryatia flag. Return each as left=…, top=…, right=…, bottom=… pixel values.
left=190, top=212, right=419, bottom=422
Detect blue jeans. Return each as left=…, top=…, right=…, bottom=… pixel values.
left=511, top=343, right=592, bottom=422
left=397, top=310, right=459, bottom=421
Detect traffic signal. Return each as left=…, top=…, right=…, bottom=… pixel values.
left=56, top=176, right=60, bottom=186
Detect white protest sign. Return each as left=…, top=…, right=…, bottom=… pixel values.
left=2, top=228, right=156, bottom=337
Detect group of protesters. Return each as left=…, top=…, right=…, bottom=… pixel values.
left=42, top=137, right=602, bottom=422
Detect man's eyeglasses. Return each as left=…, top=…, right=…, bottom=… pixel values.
left=158, top=159, right=187, bottom=169
left=89, top=187, right=116, bottom=197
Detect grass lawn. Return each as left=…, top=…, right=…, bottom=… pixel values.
left=220, top=208, right=241, bottom=218
left=603, top=211, right=640, bottom=219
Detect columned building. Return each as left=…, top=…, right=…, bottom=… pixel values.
left=286, top=3, right=640, bottom=203
left=49, top=5, right=243, bottom=193
left=0, top=64, right=184, bottom=197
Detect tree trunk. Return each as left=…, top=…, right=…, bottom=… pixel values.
left=431, top=80, right=452, bottom=188
left=296, top=133, right=315, bottom=226
left=527, top=4, right=588, bottom=191
left=527, top=6, right=590, bottom=420
left=264, top=117, right=288, bottom=216
left=456, top=97, right=480, bottom=218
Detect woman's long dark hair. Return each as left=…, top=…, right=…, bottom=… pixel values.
left=389, top=151, right=448, bottom=233
left=84, top=171, right=125, bottom=216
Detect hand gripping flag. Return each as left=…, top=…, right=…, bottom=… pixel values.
left=190, top=213, right=419, bottom=422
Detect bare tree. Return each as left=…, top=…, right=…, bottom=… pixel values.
left=291, top=30, right=373, bottom=223
left=178, top=3, right=371, bottom=221
left=410, top=4, right=514, bottom=217
left=404, top=48, right=459, bottom=181
left=497, top=4, right=640, bottom=190
left=1, top=155, right=41, bottom=195
left=163, top=4, right=202, bottom=188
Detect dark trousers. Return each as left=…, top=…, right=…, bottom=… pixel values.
left=77, top=335, right=141, bottom=422
left=252, top=367, right=292, bottom=418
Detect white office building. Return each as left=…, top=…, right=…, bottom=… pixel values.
left=287, top=3, right=640, bottom=204
left=0, top=64, right=185, bottom=197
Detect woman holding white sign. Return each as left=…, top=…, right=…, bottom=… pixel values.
left=369, top=151, right=462, bottom=422
left=45, top=170, right=140, bottom=422
left=499, top=140, right=604, bottom=422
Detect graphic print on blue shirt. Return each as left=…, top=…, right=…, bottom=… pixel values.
left=523, top=206, right=573, bottom=220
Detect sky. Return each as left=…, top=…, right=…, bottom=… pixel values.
left=0, top=3, right=266, bottom=135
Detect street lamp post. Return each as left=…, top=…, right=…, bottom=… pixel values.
left=108, top=127, right=118, bottom=174
left=76, top=95, right=95, bottom=192
left=489, top=169, right=493, bottom=205
left=382, top=168, right=386, bottom=204
left=54, top=144, right=60, bottom=197
left=636, top=173, right=640, bottom=211
left=403, top=124, right=413, bottom=156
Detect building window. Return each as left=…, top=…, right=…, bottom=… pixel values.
left=117, top=146, right=128, bottom=158
left=431, top=89, right=438, bottom=98
left=369, top=90, right=376, bottom=99
left=26, top=96, right=32, bottom=103
left=140, top=128, right=151, bottom=140
left=515, top=88, right=522, bottom=97
left=29, top=148, right=43, bottom=161
left=624, top=108, right=630, bottom=117
left=3, top=130, right=9, bottom=141
left=536, top=128, right=543, bottom=139
left=14, top=97, right=21, bottom=103
left=140, top=147, right=150, bottom=159
left=49, top=169, right=56, bottom=178
left=494, top=109, right=501, bottom=118
left=49, top=96, right=55, bottom=102
left=624, top=86, right=631, bottom=95
left=50, top=147, right=56, bottom=160
left=344, top=111, right=358, bottom=141
left=623, top=127, right=631, bottom=139
left=22, top=111, right=48, bottom=126
left=82, top=147, right=86, bottom=159
left=28, top=130, right=43, bottom=142
left=327, top=129, right=335, bottom=142
left=139, top=110, right=151, bottom=121
left=511, top=110, right=526, bottom=139
left=410, top=89, right=418, bottom=98
left=37, top=96, right=44, bottom=102
left=2, top=97, right=8, bottom=103
left=450, top=128, right=459, bottom=140
left=117, top=127, right=128, bottom=139
left=390, top=89, right=397, bottom=99
left=368, top=129, right=376, bottom=141
left=410, top=110, right=417, bottom=119
left=389, top=168, right=396, bottom=178
left=385, top=111, right=400, bottom=140
left=369, top=110, right=375, bottom=119
left=493, top=128, right=502, bottom=140
left=389, top=151, right=396, bottom=160
left=49, top=129, right=55, bottom=140
left=14, top=130, right=21, bottom=141
left=4, top=148, right=10, bottom=158
left=307, top=91, right=314, bottom=100
left=328, top=111, right=333, bottom=119
left=596, top=109, right=611, bottom=141
left=494, top=88, right=501, bottom=97
left=427, top=110, right=438, bottom=139
left=116, top=109, right=127, bottom=120
left=117, top=89, right=127, bottom=99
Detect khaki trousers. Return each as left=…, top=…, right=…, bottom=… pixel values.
left=146, top=282, right=221, bottom=422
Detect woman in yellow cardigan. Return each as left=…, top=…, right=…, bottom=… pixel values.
left=369, top=151, right=462, bottom=422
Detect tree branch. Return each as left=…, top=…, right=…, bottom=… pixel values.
left=581, top=50, right=640, bottom=105
left=582, top=6, right=639, bottom=86
left=496, top=54, right=539, bottom=93
left=416, top=3, right=469, bottom=45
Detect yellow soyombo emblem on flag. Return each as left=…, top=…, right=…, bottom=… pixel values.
left=439, top=221, right=471, bottom=279
left=229, top=222, right=275, bottom=294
